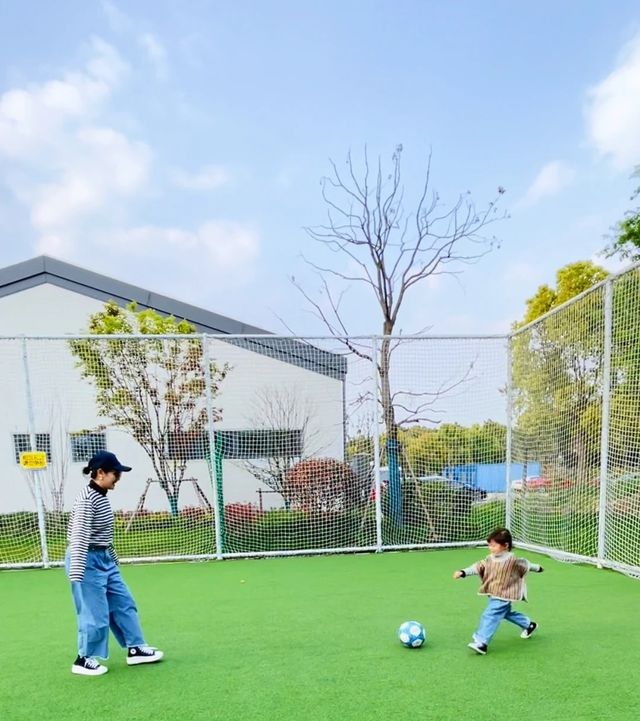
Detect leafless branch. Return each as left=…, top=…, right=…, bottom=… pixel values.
left=291, top=145, right=505, bottom=452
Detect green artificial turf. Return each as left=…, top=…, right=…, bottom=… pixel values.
left=1, top=549, right=639, bottom=721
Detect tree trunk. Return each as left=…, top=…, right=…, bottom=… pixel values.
left=158, top=477, right=181, bottom=517
left=167, top=489, right=180, bottom=517
left=380, top=336, right=403, bottom=526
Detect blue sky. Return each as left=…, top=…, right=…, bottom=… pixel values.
left=1, top=1, right=639, bottom=336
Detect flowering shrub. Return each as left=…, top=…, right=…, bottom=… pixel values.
left=179, top=506, right=212, bottom=523
left=283, top=458, right=367, bottom=512
left=224, top=502, right=261, bottom=526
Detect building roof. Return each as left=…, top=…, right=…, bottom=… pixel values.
left=0, top=256, right=346, bottom=380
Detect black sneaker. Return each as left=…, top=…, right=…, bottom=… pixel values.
left=127, top=646, right=164, bottom=665
left=71, top=656, right=108, bottom=676
left=520, top=621, right=538, bottom=639
left=467, top=641, right=488, bottom=655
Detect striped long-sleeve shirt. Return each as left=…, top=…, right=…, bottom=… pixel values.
left=461, top=552, right=542, bottom=602
left=67, top=481, right=119, bottom=581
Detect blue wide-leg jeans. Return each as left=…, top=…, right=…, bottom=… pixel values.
left=65, top=548, right=146, bottom=659
left=473, top=597, right=530, bottom=646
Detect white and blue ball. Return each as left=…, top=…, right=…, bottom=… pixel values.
left=397, top=620, right=426, bottom=648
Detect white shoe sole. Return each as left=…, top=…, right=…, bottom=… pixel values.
left=71, top=665, right=108, bottom=676
left=467, top=642, right=487, bottom=655
left=127, top=650, right=164, bottom=665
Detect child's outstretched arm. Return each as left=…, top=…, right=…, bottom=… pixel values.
left=516, top=558, right=544, bottom=574
left=453, top=562, right=483, bottom=579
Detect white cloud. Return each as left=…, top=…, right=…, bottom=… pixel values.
left=0, top=37, right=126, bottom=160
left=34, top=219, right=261, bottom=301
left=30, top=127, right=151, bottom=232
left=101, top=1, right=131, bottom=34
left=108, top=221, right=259, bottom=270
left=83, top=220, right=262, bottom=299
left=172, top=165, right=230, bottom=191
left=35, top=233, right=76, bottom=257
left=138, top=33, right=168, bottom=81
left=101, top=3, right=169, bottom=81
left=33, top=220, right=260, bottom=300
left=518, top=161, right=575, bottom=207
left=0, top=36, right=261, bottom=296
left=586, top=33, right=640, bottom=169
left=0, top=38, right=151, bottom=246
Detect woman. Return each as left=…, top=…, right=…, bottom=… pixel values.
left=66, top=451, right=164, bottom=676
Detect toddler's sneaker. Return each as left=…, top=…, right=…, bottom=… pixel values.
left=467, top=641, right=488, bottom=655
left=72, top=656, right=108, bottom=676
left=127, top=646, right=164, bottom=665
left=521, top=621, right=538, bottom=639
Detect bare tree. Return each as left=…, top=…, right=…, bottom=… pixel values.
left=293, top=145, right=506, bottom=524
left=239, top=387, right=325, bottom=507
left=44, top=403, right=70, bottom=514
left=20, top=401, right=70, bottom=515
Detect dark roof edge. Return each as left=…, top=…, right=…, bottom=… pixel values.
left=0, top=256, right=268, bottom=334
left=0, top=256, right=347, bottom=380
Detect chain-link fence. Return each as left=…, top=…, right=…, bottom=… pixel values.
left=1, top=264, right=639, bottom=577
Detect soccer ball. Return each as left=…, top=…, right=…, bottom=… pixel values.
left=397, top=620, right=426, bottom=648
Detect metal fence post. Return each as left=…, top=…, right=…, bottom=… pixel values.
left=597, top=280, right=613, bottom=567
left=505, top=336, right=514, bottom=531
left=203, top=335, right=224, bottom=560
left=21, top=337, right=49, bottom=568
left=371, top=337, right=383, bottom=551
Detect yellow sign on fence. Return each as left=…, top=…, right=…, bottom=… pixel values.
left=19, top=451, right=48, bottom=470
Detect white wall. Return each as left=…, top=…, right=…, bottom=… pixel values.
left=0, top=283, right=106, bottom=335
left=0, top=283, right=344, bottom=514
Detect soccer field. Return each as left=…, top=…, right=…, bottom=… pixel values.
left=2, top=549, right=639, bottom=721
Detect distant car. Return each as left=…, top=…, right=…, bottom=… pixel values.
left=511, top=476, right=551, bottom=492
left=416, top=474, right=451, bottom=484
left=417, top=475, right=487, bottom=502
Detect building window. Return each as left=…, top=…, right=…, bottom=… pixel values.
left=218, top=430, right=303, bottom=459
left=70, top=432, right=107, bottom=463
left=166, top=430, right=303, bottom=461
left=13, top=434, right=52, bottom=464
left=166, top=432, right=210, bottom=461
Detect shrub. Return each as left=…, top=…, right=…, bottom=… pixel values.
left=283, top=458, right=368, bottom=512
left=180, top=506, right=213, bottom=524
left=224, top=503, right=261, bottom=526
left=0, top=512, right=40, bottom=535
left=115, top=509, right=175, bottom=531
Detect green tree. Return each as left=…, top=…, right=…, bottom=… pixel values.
left=604, top=166, right=640, bottom=261
left=519, top=261, right=609, bottom=322
left=609, top=268, right=640, bottom=468
left=69, top=301, right=229, bottom=515
left=348, top=421, right=507, bottom=478
left=511, top=261, right=608, bottom=477
left=401, top=421, right=506, bottom=476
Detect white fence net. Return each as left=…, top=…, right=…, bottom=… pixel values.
left=1, top=268, right=639, bottom=577
left=0, top=333, right=508, bottom=566
left=606, top=269, right=640, bottom=572
left=509, top=285, right=605, bottom=561
left=509, top=267, right=640, bottom=576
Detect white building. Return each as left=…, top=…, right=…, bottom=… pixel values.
left=0, top=256, right=346, bottom=515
